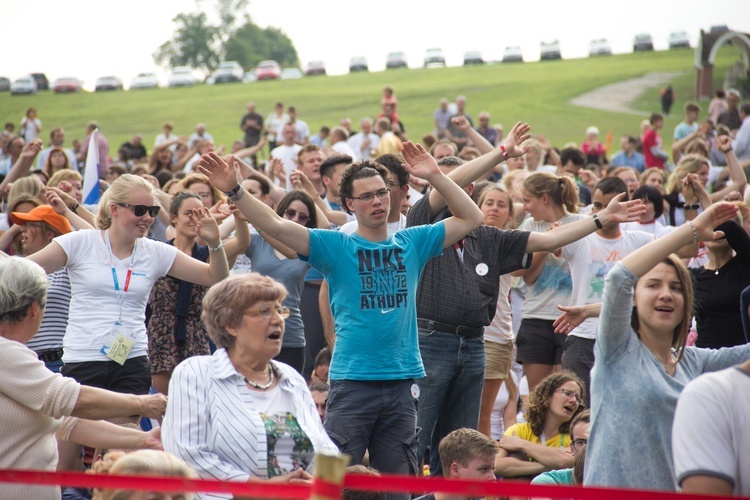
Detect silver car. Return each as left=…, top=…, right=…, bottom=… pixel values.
left=11, top=75, right=37, bottom=95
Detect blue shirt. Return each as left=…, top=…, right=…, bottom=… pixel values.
left=673, top=121, right=698, bottom=141
left=302, top=224, right=445, bottom=380
left=609, top=150, right=646, bottom=172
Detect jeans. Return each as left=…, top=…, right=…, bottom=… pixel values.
left=325, top=379, right=418, bottom=500
left=561, top=335, right=596, bottom=406
left=416, top=328, right=486, bottom=476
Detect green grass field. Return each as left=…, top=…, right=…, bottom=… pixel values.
left=1, top=46, right=743, bottom=156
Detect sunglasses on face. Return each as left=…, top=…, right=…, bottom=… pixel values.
left=284, top=208, right=309, bottom=224
left=115, top=203, right=161, bottom=217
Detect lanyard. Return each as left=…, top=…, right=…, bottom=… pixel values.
left=539, top=431, right=566, bottom=450
left=105, top=230, right=137, bottom=322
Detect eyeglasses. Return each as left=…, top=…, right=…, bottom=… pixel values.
left=284, top=209, right=310, bottom=224
left=115, top=203, right=161, bottom=217
left=555, top=388, right=583, bottom=406
left=243, top=305, right=290, bottom=319
left=349, top=189, right=390, bottom=203
left=571, top=438, right=588, bottom=452
left=194, top=192, right=213, bottom=200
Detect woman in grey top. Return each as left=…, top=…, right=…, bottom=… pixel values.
left=585, top=201, right=750, bottom=490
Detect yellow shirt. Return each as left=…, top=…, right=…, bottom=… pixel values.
left=504, top=422, right=570, bottom=461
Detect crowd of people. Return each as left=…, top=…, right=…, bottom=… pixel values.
left=1, top=84, right=749, bottom=500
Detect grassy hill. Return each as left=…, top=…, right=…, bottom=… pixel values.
left=1, top=46, right=742, bottom=156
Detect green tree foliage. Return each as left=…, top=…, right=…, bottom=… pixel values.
left=154, top=1, right=298, bottom=73
left=224, top=20, right=299, bottom=68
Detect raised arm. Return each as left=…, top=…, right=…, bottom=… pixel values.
left=0, top=139, right=41, bottom=198
left=525, top=193, right=644, bottom=252
left=425, top=122, right=531, bottom=217
left=45, top=189, right=94, bottom=230
left=621, top=202, right=739, bottom=278
left=401, top=142, right=483, bottom=247
left=167, top=207, right=229, bottom=285
left=709, top=136, right=747, bottom=202
left=198, top=153, right=311, bottom=256
left=452, top=116, right=495, bottom=155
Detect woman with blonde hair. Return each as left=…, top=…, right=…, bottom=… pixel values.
left=26, top=174, right=229, bottom=403
left=639, top=167, right=666, bottom=193
left=516, top=172, right=583, bottom=391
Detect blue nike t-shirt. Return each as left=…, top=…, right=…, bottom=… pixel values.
left=302, top=223, right=445, bottom=380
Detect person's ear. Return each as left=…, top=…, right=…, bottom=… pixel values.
left=346, top=198, right=355, bottom=212
left=449, top=461, right=460, bottom=478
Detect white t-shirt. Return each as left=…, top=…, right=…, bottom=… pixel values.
left=54, top=230, right=178, bottom=362
left=520, top=213, right=587, bottom=320
left=673, top=366, right=750, bottom=496
left=331, top=141, right=357, bottom=159
left=338, top=214, right=406, bottom=235
left=20, top=117, right=42, bottom=141
left=484, top=274, right=514, bottom=344
left=491, top=371, right=518, bottom=439
left=620, top=219, right=674, bottom=238
left=348, top=132, right=380, bottom=161
left=270, top=144, right=302, bottom=183
left=561, top=230, right=654, bottom=340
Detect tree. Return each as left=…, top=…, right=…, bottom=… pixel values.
left=154, top=1, right=298, bottom=73
left=153, top=12, right=221, bottom=75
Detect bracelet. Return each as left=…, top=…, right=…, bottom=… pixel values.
left=224, top=185, right=245, bottom=202
left=209, top=241, right=225, bottom=252
left=592, top=213, right=603, bottom=230
left=683, top=203, right=700, bottom=210
left=499, top=145, right=509, bottom=161
left=687, top=220, right=698, bottom=244
left=70, top=203, right=79, bottom=213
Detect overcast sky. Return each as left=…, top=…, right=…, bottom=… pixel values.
left=1, top=0, right=748, bottom=89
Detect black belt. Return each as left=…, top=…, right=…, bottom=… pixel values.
left=36, top=348, right=64, bottom=363
left=417, top=319, right=484, bottom=338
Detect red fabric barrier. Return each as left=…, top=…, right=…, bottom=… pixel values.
left=0, top=469, right=745, bottom=499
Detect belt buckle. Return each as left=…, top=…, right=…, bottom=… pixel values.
left=456, top=325, right=469, bottom=336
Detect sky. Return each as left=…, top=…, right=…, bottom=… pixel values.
left=1, top=0, right=749, bottom=90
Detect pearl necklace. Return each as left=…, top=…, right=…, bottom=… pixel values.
left=243, top=364, right=275, bottom=390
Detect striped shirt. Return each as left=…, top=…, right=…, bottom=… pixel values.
left=162, top=349, right=337, bottom=500
left=28, top=268, right=70, bottom=353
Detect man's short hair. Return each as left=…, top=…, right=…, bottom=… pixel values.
left=331, top=126, right=349, bottom=141
left=373, top=154, right=410, bottom=187
left=569, top=409, right=591, bottom=441
left=438, top=428, right=498, bottom=477
left=314, top=346, right=332, bottom=369
left=309, top=381, right=329, bottom=393
left=623, top=134, right=637, bottom=146
left=595, top=176, right=628, bottom=196
left=375, top=118, right=390, bottom=132
left=684, top=102, right=701, bottom=114
left=649, top=113, right=664, bottom=125
left=437, top=156, right=465, bottom=168
left=726, top=88, right=741, bottom=99
left=297, top=144, right=322, bottom=165
left=560, top=147, right=586, bottom=167
left=430, top=139, right=458, bottom=157
left=338, top=161, right=390, bottom=214
left=740, top=103, right=750, bottom=116
left=320, top=155, right=352, bottom=179
left=342, top=465, right=385, bottom=500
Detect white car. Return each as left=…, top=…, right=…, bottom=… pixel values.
left=10, top=75, right=38, bottom=95
left=168, top=66, right=196, bottom=87
left=540, top=40, right=562, bottom=60
left=502, top=46, right=523, bottom=63
left=588, top=38, right=612, bottom=56
left=130, top=72, right=159, bottom=89
left=669, top=31, right=690, bottom=49
left=94, top=75, right=123, bottom=91
left=211, top=61, right=244, bottom=84
left=386, top=51, right=408, bottom=69
left=280, top=68, right=303, bottom=80
left=424, top=48, right=446, bottom=68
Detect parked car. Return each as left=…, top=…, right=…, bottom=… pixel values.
left=540, top=39, right=562, bottom=60
left=424, top=48, right=446, bottom=68
left=256, top=60, right=281, bottom=80
left=31, top=73, right=49, bottom=90
left=386, top=51, right=408, bottom=69
left=349, top=56, right=368, bottom=72
left=168, top=66, right=196, bottom=87
left=463, top=50, right=484, bottom=65
left=633, top=33, right=654, bottom=52
left=710, top=25, right=729, bottom=34
left=502, top=46, right=523, bottom=62
left=10, top=75, right=37, bottom=95
left=588, top=38, right=612, bottom=56
left=242, top=70, right=257, bottom=83
left=280, top=68, right=303, bottom=80
left=305, top=61, right=327, bottom=76
left=52, top=77, right=83, bottom=93
left=211, top=61, right=243, bottom=83
left=130, top=72, right=159, bottom=89
left=0, top=77, right=11, bottom=91
left=95, top=76, right=123, bottom=91
left=669, top=31, right=691, bottom=49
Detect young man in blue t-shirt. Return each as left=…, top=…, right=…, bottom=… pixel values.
left=197, top=142, right=483, bottom=497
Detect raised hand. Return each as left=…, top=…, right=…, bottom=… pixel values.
left=600, top=192, right=645, bottom=223
left=208, top=200, right=231, bottom=223
left=716, top=135, right=733, bottom=154
left=682, top=173, right=708, bottom=204
left=46, top=186, right=77, bottom=210
left=578, top=169, right=599, bottom=190
left=45, top=189, right=68, bottom=214
left=450, top=115, right=471, bottom=131
left=501, top=122, right=532, bottom=158
left=401, top=141, right=440, bottom=181
left=691, top=202, right=739, bottom=241
left=189, top=206, right=221, bottom=246
left=20, top=138, right=42, bottom=159
left=197, top=152, right=236, bottom=192
left=553, top=305, right=588, bottom=334
left=290, top=169, right=316, bottom=197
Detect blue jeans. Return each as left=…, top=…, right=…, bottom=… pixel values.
left=416, top=328, right=486, bottom=476
left=325, top=379, right=418, bottom=500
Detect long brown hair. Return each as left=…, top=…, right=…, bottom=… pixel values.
left=524, top=372, right=585, bottom=438
left=523, top=172, right=579, bottom=214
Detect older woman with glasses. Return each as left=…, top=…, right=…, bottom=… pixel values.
left=494, top=372, right=584, bottom=480
left=162, top=273, right=337, bottom=499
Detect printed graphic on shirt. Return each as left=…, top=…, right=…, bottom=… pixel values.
left=357, top=248, right=408, bottom=310
left=260, top=412, right=314, bottom=478
left=534, top=258, right=572, bottom=293
left=588, top=250, right=621, bottom=300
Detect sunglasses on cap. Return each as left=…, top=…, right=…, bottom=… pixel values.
left=115, top=203, right=161, bottom=217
